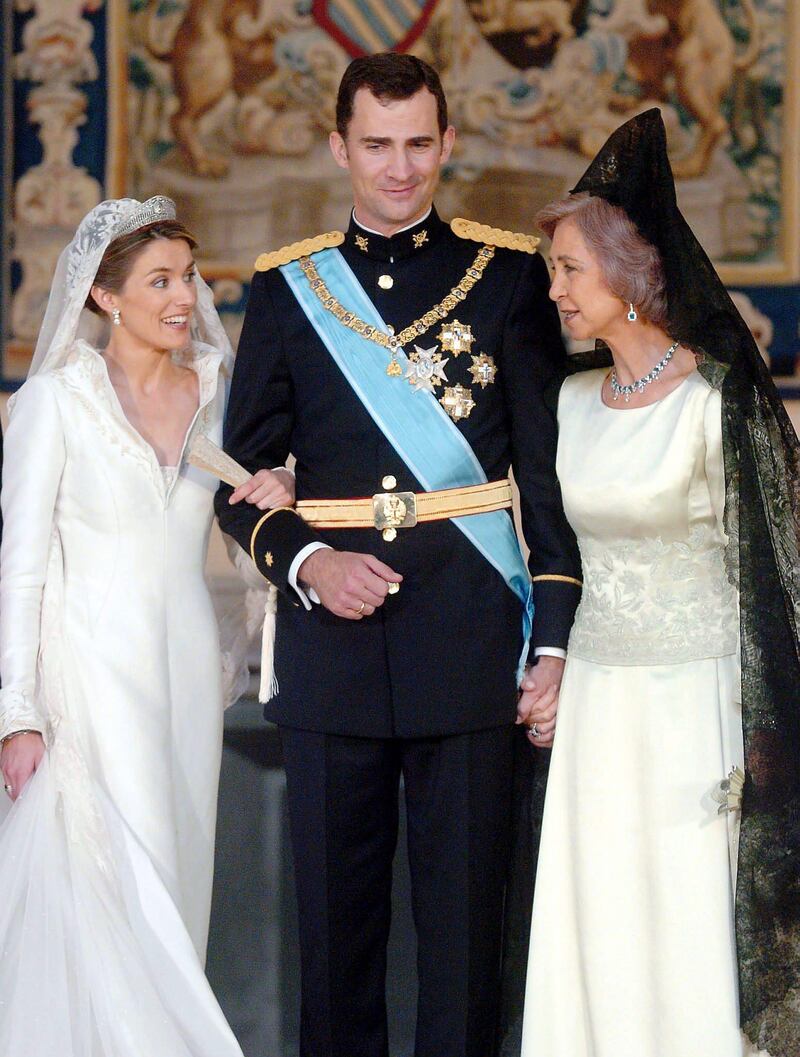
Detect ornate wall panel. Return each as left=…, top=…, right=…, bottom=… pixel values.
left=2, top=0, right=800, bottom=386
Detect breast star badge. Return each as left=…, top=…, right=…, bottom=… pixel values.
left=440, top=384, right=475, bottom=421
left=437, top=320, right=474, bottom=357
left=468, top=353, right=497, bottom=388
left=405, top=345, right=449, bottom=393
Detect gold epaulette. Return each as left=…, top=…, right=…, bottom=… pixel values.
left=254, top=231, right=345, bottom=271
left=450, top=218, right=540, bottom=254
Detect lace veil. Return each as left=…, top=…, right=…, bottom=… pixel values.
left=25, top=195, right=233, bottom=382
left=499, top=109, right=800, bottom=1056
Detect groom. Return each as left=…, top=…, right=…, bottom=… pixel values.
left=216, top=53, right=581, bottom=1057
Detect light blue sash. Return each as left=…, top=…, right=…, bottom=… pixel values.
left=281, top=248, right=533, bottom=677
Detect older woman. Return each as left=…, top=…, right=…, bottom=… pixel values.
left=0, top=197, right=292, bottom=1056
left=514, top=112, right=799, bottom=1057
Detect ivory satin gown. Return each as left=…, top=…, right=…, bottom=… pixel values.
left=521, top=368, right=747, bottom=1057
left=0, top=341, right=244, bottom=1057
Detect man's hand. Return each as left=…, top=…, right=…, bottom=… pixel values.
left=1, top=731, right=45, bottom=800
left=517, top=655, right=565, bottom=748
left=299, top=549, right=402, bottom=620
left=228, top=468, right=295, bottom=510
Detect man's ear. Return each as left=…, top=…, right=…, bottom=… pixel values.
left=329, top=130, right=350, bottom=171
left=440, top=125, right=456, bottom=165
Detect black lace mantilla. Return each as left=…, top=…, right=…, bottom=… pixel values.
left=498, top=110, right=800, bottom=1057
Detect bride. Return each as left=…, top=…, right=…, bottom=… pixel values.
left=0, top=196, right=292, bottom=1056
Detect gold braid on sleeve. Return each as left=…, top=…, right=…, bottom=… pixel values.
left=532, top=574, right=583, bottom=587
left=249, top=506, right=301, bottom=568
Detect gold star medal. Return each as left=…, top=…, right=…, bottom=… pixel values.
left=440, top=384, right=475, bottom=421
left=468, top=353, right=497, bottom=388
left=438, top=320, right=474, bottom=357
left=405, top=345, right=449, bottom=393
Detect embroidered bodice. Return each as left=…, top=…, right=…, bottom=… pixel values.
left=557, top=369, right=738, bottom=666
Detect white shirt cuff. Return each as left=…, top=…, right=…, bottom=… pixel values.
left=534, top=647, right=567, bottom=660
left=288, top=542, right=331, bottom=609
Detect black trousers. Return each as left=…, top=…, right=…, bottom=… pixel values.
left=281, top=725, right=515, bottom=1057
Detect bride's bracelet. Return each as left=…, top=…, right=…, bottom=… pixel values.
left=0, top=728, right=40, bottom=745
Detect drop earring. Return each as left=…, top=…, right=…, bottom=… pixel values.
left=627, top=303, right=638, bottom=323
left=112, top=308, right=121, bottom=326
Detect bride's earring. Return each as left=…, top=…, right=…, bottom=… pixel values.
left=627, top=303, right=638, bottom=323
left=112, top=308, right=121, bottom=326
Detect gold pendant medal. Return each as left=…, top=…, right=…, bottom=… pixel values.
left=386, top=334, right=403, bottom=377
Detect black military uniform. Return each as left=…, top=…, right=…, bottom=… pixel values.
left=216, top=207, right=581, bottom=1057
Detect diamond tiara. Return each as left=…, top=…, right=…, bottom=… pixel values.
left=114, top=195, right=177, bottom=237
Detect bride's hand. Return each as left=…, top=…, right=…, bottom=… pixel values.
left=228, top=467, right=295, bottom=510
left=517, top=656, right=565, bottom=748
left=1, top=732, right=45, bottom=800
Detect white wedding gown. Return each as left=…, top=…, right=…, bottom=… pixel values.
left=0, top=340, right=245, bottom=1056
left=521, top=369, right=751, bottom=1057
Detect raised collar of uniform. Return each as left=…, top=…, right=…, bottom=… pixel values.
left=346, top=206, right=446, bottom=262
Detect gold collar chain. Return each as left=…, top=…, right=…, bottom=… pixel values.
left=298, top=245, right=495, bottom=358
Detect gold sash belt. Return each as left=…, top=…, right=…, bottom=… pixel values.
left=296, top=479, right=512, bottom=532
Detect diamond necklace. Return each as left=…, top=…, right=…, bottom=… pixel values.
left=610, top=341, right=679, bottom=402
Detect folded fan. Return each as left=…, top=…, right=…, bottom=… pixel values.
left=187, top=434, right=251, bottom=488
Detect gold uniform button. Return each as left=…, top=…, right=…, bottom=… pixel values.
left=378, top=274, right=394, bottom=290
left=382, top=527, right=397, bottom=542
left=382, top=475, right=397, bottom=490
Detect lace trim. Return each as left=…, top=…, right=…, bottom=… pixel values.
left=0, top=687, right=48, bottom=743
left=569, top=524, right=739, bottom=665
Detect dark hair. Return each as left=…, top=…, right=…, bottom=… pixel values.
left=536, top=192, right=668, bottom=327
left=85, top=219, right=198, bottom=316
left=336, top=53, right=448, bottom=139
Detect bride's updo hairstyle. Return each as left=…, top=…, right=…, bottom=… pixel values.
left=536, top=192, right=667, bottom=327
left=85, top=219, right=198, bottom=316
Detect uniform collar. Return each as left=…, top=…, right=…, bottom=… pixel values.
left=346, top=206, right=447, bottom=262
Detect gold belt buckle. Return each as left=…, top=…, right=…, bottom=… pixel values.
left=372, top=491, right=418, bottom=534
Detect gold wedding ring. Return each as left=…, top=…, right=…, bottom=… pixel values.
left=357, top=601, right=366, bottom=614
